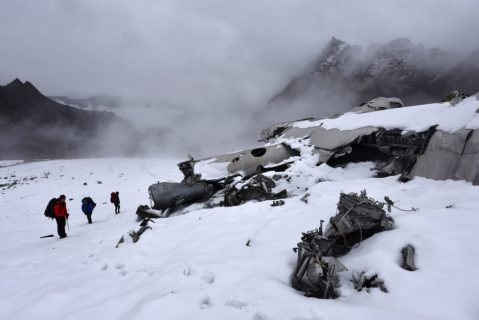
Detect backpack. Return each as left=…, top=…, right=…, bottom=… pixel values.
left=110, top=192, right=116, bottom=203
left=81, top=197, right=96, bottom=214
left=44, top=198, right=56, bottom=219
left=82, top=197, right=95, bottom=205
left=82, top=202, right=94, bottom=214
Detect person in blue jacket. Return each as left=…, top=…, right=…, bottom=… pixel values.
left=81, top=197, right=96, bottom=224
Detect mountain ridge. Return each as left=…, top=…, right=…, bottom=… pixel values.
left=0, top=79, right=141, bottom=159
left=269, top=37, right=479, bottom=115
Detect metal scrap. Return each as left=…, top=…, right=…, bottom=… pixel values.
left=136, top=205, right=163, bottom=220
left=224, top=173, right=287, bottom=207
left=259, top=118, right=314, bottom=142
left=226, top=143, right=300, bottom=176
left=324, top=190, right=395, bottom=256
left=292, top=223, right=346, bottom=299
left=271, top=200, right=285, bottom=207
left=400, top=244, right=417, bottom=271
left=352, top=272, right=388, bottom=293
left=116, top=225, right=152, bottom=248
left=351, top=97, right=404, bottom=114
left=148, top=159, right=238, bottom=215
left=292, top=191, right=395, bottom=298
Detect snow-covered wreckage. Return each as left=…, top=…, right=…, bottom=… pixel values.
left=291, top=190, right=395, bottom=298
left=265, top=94, right=479, bottom=183
left=145, top=93, right=479, bottom=218
left=134, top=93, right=479, bottom=297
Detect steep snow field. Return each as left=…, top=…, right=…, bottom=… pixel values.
left=1, top=158, right=479, bottom=320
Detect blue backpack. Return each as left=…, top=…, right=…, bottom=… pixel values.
left=81, top=197, right=96, bottom=214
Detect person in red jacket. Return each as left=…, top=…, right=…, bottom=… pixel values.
left=53, top=194, right=69, bottom=238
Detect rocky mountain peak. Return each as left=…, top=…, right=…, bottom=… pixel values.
left=3, top=78, right=45, bottom=101
left=313, top=37, right=359, bottom=76
left=6, top=78, right=23, bottom=88
left=269, top=37, right=478, bottom=115
left=373, top=38, right=417, bottom=57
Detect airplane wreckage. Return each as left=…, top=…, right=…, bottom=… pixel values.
left=127, top=93, right=478, bottom=298
left=143, top=93, right=479, bottom=218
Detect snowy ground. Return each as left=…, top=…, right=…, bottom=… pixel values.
left=0, top=160, right=24, bottom=167
left=1, top=158, right=478, bottom=320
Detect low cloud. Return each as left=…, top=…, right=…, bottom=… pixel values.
left=1, top=0, right=478, bottom=156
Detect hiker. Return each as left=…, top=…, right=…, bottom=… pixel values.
left=81, top=197, right=96, bottom=224
left=111, top=191, right=120, bottom=214
left=53, top=195, right=69, bottom=238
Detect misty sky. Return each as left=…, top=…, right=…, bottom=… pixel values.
left=1, top=0, right=479, bottom=155
left=1, top=1, right=478, bottom=105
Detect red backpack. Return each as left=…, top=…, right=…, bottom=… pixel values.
left=110, top=192, right=116, bottom=203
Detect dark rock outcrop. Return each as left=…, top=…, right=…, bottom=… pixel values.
left=0, top=79, right=141, bottom=159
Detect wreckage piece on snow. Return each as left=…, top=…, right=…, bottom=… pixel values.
left=351, top=97, right=404, bottom=114
left=305, top=125, right=434, bottom=177
left=309, top=126, right=380, bottom=164
left=178, top=160, right=202, bottom=184
left=188, top=125, right=435, bottom=184
left=140, top=217, right=156, bottom=227
left=294, top=222, right=336, bottom=257
left=136, top=205, right=163, bottom=220
left=405, top=127, right=479, bottom=185
left=130, top=226, right=151, bottom=243
left=226, top=143, right=300, bottom=176
left=116, top=225, right=152, bottom=248
left=400, top=244, right=417, bottom=271
left=291, top=188, right=395, bottom=299
left=148, top=170, right=239, bottom=214
left=374, top=127, right=436, bottom=178
left=454, top=130, right=479, bottom=184
left=374, top=128, right=434, bottom=158
left=352, top=272, right=388, bottom=293
left=292, top=228, right=347, bottom=299
left=149, top=182, right=214, bottom=211
left=259, top=118, right=314, bottom=142
left=315, top=127, right=435, bottom=179
left=149, top=158, right=289, bottom=214
left=407, top=129, right=471, bottom=181
left=443, top=91, right=469, bottom=106
left=324, top=190, right=395, bottom=256
left=255, top=94, right=479, bottom=184
left=406, top=126, right=479, bottom=185
left=271, top=200, right=285, bottom=207
left=189, top=144, right=299, bottom=177
left=224, top=173, right=287, bottom=207
left=268, top=98, right=402, bottom=143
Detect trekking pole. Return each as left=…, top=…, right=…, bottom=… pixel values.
left=66, top=216, right=70, bottom=231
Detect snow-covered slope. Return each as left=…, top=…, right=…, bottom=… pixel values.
left=1, top=158, right=478, bottom=320
left=295, top=95, right=479, bottom=132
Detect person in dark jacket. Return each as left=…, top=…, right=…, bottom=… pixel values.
left=81, top=197, right=96, bottom=224
left=110, top=191, right=120, bottom=214
left=53, top=195, right=69, bottom=238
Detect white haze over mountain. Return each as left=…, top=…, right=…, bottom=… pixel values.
left=1, top=0, right=478, bottom=156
